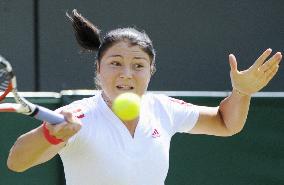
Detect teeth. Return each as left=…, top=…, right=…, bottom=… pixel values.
left=117, top=85, right=133, bottom=90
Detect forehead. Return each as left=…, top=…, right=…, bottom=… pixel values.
left=101, top=41, right=150, bottom=61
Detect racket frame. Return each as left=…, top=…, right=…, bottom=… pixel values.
left=0, top=55, right=65, bottom=124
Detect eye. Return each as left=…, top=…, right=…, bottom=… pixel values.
left=134, top=64, right=144, bottom=69
left=111, top=61, right=121, bottom=66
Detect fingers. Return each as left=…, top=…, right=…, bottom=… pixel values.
left=264, top=63, right=280, bottom=82
left=229, top=54, right=238, bottom=73
left=256, top=64, right=279, bottom=90
left=45, top=110, right=82, bottom=141
left=61, top=110, right=81, bottom=125
left=251, top=48, right=272, bottom=70
left=258, top=52, right=282, bottom=73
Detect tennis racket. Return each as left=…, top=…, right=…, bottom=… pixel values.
left=0, top=55, right=65, bottom=124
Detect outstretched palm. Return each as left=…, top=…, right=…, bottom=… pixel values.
left=229, top=49, right=282, bottom=95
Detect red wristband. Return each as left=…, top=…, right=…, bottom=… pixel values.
left=42, top=122, right=63, bottom=145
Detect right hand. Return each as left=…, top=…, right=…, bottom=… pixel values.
left=44, top=110, right=82, bottom=142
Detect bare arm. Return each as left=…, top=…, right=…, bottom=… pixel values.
left=191, top=89, right=250, bottom=136
left=190, top=49, right=282, bottom=136
left=7, top=111, right=81, bottom=172
left=7, top=126, right=66, bottom=172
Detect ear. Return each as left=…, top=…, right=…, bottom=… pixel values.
left=96, top=60, right=100, bottom=73
left=150, top=65, right=156, bottom=76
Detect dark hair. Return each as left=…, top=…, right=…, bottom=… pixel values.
left=66, top=9, right=156, bottom=75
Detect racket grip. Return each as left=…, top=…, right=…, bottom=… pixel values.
left=33, top=106, right=65, bottom=124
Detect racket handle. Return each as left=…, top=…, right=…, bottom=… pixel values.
left=33, top=106, right=65, bottom=124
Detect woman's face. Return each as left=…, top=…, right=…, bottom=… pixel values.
left=97, top=41, right=152, bottom=102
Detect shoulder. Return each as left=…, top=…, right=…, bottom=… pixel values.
left=144, top=92, right=198, bottom=121
left=143, top=92, right=169, bottom=105
left=70, top=96, right=98, bottom=108
left=56, top=92, right=101, bottom=117
left=143, top=92, right=192, bottom=108
left=142, top=93, right=173, bottom=117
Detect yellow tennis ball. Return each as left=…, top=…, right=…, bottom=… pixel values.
left=112, top=92, right=141, bottom=121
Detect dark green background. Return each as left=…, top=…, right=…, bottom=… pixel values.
left=0, top=0, right=283, bottom=92
left=1, top=93, right=283, bottom=185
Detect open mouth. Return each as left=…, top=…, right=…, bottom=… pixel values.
left=116, top=85, right=134, bottom=90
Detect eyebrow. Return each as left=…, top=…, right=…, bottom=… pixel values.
left=107, top=55, right=123, bottom=59
left=107, top=55, right=148, bottom=61
left=133, top=56, right=148, bottom=61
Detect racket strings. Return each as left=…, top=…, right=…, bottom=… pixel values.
left=0, top=68, right=7, bottom=76
left=0, top=58, right=13, bottom=99
left=0, top=82, right=9, bottom=91
left=0, top=67, right=10, bottom=92
left=0, top=82, right=10, bottom=92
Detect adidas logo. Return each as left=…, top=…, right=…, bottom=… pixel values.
left=152, top=129, right=160, bottom=138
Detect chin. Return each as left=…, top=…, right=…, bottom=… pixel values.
left=116, top=89, right=143, bottom=96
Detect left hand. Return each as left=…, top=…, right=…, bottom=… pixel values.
left=229, top=48, right=282, bottom=95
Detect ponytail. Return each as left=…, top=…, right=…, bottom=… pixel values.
left=66, top=9, right=156, bottom=75
left=66, top=9, right=101, bottom=51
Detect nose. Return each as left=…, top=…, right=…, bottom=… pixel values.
left=120, top=66, right=133, bottom=79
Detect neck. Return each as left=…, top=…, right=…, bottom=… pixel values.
left=101, top=91, right=139, bottom=137
left=123, top=118, right=139, bottom=138
left=101, top=91, right=112, bottom=108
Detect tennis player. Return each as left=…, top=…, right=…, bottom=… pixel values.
left=7, top=10, right=282, bottom=185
